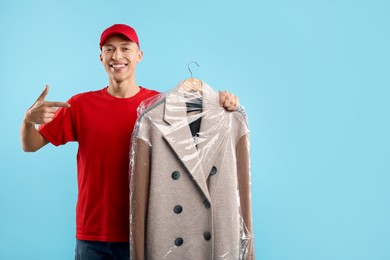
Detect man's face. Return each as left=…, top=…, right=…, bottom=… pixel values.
left=100, top=34, right=143, bottom=83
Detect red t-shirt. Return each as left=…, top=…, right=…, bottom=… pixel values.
left=39, top=86, right=159, bottom=242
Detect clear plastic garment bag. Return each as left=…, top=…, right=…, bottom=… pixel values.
left=130, top=78, right=254, bottom=259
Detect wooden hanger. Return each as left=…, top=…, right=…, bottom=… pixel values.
left=180, top=61, right=203, bottom=94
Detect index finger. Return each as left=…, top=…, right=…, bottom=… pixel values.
left=46, top=101, right=71, bottom=108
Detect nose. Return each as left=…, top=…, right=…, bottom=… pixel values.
left=112, top=49, right=123, bottom=60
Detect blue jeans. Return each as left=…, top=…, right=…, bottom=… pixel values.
left=75, top=239, right=130, bottom=260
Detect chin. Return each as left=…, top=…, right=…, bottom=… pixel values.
left=113, top=78, right=126, bottom=83
left=110, top=73, right=127, bottom=82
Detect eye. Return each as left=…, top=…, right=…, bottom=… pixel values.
left=104, top=47, right=114, bottom=52
left=122, top=47, right=131, bottom=51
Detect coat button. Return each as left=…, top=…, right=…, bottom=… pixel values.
left=174, top=237, right=183, bottom=246
left=203, top=231, right=211, bottom=241
left=173, top=205, right=183, bottom=214
left=203, top=199, right=210, bottom=209
left=171, top=171, right=180, bottom=180
left=210, top=166, right=217, bottom=175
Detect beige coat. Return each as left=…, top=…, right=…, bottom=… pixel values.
left=130, top=82, right=254, bottom=259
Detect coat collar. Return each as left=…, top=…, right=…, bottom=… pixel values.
left=162, top=80, right=229, bottom=201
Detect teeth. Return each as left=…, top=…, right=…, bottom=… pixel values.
left=111, top=64, right=126, bottom=68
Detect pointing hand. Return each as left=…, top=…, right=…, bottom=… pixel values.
left=24, top=85, right=70, bottom=124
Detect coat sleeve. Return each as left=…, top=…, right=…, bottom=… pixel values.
left=130, top=138, right=151, bottom=260
left=236, top=133, right=255, bottom=259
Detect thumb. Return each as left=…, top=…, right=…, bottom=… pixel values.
left=37, top=84, right=49, bottom=101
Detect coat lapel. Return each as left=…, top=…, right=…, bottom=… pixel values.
left=162, top=87, right=211, bottom=200
left=195, top=83, right=229, bottom=181
left=162, top=81, right=229, bottom=200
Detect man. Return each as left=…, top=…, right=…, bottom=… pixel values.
left=20, top=24, right=239, bottom=259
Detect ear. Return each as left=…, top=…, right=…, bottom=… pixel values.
left=99, top=53, right=103, bottom=63
left=137, top=50, right=144, bottom=63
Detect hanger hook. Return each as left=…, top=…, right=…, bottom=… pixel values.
left=188, top=61, right=199, bottom=78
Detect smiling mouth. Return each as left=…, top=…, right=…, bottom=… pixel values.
left=110, top=64, right=128, bottom=68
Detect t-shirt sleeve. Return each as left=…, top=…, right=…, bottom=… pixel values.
left=38, top=98, right=77, bottom=146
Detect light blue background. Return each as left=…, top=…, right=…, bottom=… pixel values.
left=1, top=0, right=389, bottom=259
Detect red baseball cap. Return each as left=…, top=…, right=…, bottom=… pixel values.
left=99, top=24, right=140, bottom=49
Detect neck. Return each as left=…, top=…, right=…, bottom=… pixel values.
left=107, top=77, right=140, bottom=98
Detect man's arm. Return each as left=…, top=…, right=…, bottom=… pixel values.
left=20, top=85, right=70, bottom=152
